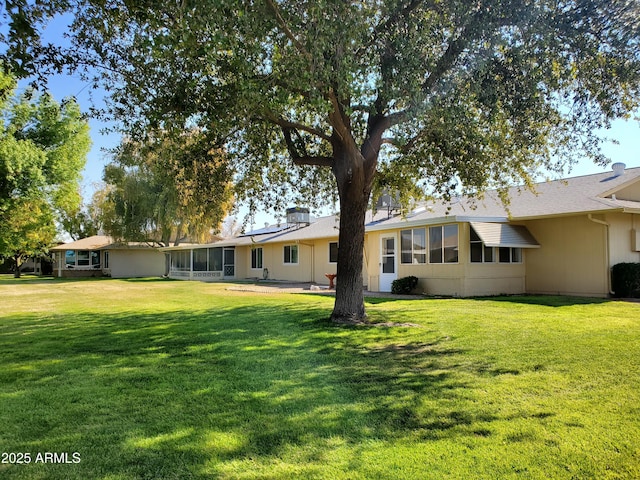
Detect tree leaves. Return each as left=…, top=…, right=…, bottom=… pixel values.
left=0, top=71, right=90, bottom=266
left=96, top=128, right=234, bottom=246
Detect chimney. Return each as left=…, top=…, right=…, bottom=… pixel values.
left=612, top=162, right=626, bottom=177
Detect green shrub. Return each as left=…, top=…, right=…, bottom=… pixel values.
left=391, top=275, right=419, bottom=295
left=611, top=263, right=640, bottom=298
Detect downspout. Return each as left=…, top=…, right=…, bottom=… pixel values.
left=588, top=214, right=614, bottom=295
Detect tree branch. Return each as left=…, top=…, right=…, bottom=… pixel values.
left=357, top=0, right=434, bottom=56
left=261, top=109, right=333, bottom=142
left=281, top=126, right=333, bottom=168
left=383, top=8, right=487, bottom=128
left=264, top=0, right=312, bottom=62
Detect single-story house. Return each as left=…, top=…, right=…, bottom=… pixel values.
left=162, top=163, right=640, bottom=297
left=50, top=235, right=166, bottom=279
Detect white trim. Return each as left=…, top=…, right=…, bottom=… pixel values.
left=379, top=234, right=398, bottom=292
left=365, top=215, right=508, bottom=232
left=283, top=244, right=299, bottom=265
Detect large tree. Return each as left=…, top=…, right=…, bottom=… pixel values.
left=5, top=1, right=640, bottom=320
left=0, top=71, right=91, bottom=276
left=94, top=130, right=234, bottom=246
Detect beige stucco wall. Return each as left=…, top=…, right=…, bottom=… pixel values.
left=524, top=212, right=640, bottom=297
left=366, top=223, right=527, bottom=296
left=239, top=242, right=314, bottom=283
left=108, top=249, right=166, bottom=278
left=523, top=215, right=608, bottom=296
left=238, top=236, right=370, bottom=286
left=606, top=212, right=640, bottom=265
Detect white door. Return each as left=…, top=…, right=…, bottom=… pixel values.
left=379, top=236, right=398, bottom=292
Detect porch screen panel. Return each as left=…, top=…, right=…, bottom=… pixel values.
left=209, top=248, right=223, bottom=271
left=193, top=249, right=208, bottom=271
left=224, top=248, right=235, bottom=276
left=172, top=251, right=190, bottom=271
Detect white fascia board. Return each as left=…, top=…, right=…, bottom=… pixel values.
left=364, top=215, right=508, bottom=232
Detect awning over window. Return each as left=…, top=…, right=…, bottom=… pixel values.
left=470, top=222, right=540, bottom=248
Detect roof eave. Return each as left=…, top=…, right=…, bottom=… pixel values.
left=365, top=215, right=508, bottom=232
left=510, top=208, right=626, bottom=222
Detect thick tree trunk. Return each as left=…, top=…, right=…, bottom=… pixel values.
left=13, top=255, right=22, bottom=278
left=331, top=193, right=368, bottom=322
left=330, top=141, right=375, bottom=323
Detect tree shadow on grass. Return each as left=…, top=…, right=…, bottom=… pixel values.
left=0, top=302, right=502, bottom=479
left=470, top=294, right=612, bottom=307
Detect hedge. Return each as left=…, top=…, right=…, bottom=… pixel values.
left=611, top=263, right=640, bottom=298
left=391, top=276, right=419, bottom=295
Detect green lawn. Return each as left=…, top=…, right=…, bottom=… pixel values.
left=1, top=276, right=639, bottom=479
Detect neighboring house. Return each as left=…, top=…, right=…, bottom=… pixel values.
left=50, top=235, right=166, bottom=279
left=165, top=163, right=640, bottom=297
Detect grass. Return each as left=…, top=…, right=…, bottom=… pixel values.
left=1, top=275, right=639, bottom=479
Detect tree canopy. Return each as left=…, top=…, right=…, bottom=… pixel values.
left=4, top=1, right=639, bottom=319
left=94, top=129, right=234, bottom=246
left=0, top=71, right=91, bottom=276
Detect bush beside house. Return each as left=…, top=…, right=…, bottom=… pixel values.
left=611, top=263, right=640, bottom=298
left=391, top=276, right=419, bottom=295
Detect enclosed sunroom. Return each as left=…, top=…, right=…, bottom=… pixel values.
left=165, top=245, right=237, bottom=280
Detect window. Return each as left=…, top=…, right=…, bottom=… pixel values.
left=471, top=226, right=522, bottom=264
left=401, top=228, right=426, bottom=264
left=329, top=242, right=338, bottom=263
left=499, top=247, right=522, bottom=264
left=65, top=250, right=100, bottom=267
left=193, top=249, right=208, bottom=271
left=284, top=245, right=298, bottom=264
left=470, top=227, right=494, bottom=263
left=251, top=247, right=263, bottom=269
left=77, top=250, right=90, bottom=266
left=429, top=225, right=458, bottom=264
left=65, top=250, right=76, bottom=266
left=103, top=251, right=110, bottom=268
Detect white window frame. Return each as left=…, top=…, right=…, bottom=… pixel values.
left=400, top=228, right=427, bottom=264
left=470, top=226, right=523, bottom=264
left=251, top=247, right=263, bottom=269
left=283, top=245, right=299, bottom=265
left=429, top=224, right=459, bottom=264
left=498, top=247, right=523, bottom=264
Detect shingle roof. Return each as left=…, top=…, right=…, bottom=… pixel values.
left=50, top=235, right=113, bottom=251
left=367, top=166, right=640, bottom=231
left=161, top=165, right=640, bottom=250
left=50, top=235, right=161, bottom=251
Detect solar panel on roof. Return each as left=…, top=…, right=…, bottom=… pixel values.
left=241, top=224, right=290, bottom=236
